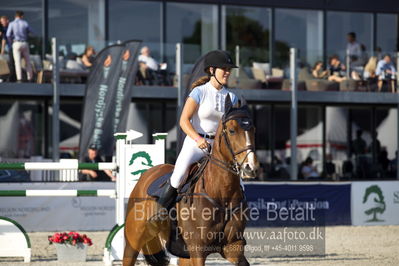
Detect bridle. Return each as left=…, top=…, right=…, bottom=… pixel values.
left=188, top=107, right=255, bottom=215
left=202, top=111, right=255, bottom=176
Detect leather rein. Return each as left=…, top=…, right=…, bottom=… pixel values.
left=201, top=112, right=255, bottom=176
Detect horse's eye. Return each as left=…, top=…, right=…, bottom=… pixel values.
left=229, top=129, right=235, bottom=135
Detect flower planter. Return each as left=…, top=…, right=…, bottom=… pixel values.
left=55, top=243, right=88, bottom=262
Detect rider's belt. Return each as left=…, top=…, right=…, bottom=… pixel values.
left=199, top=133, right=215, bottom=139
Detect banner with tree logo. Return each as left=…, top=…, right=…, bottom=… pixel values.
left=352, top=181, right=399, bottom=225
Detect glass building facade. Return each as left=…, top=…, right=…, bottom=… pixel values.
left=1, top=1, right=397, bottom=68
left=0, top=0, right=398, bottom=181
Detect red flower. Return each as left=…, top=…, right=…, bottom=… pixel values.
left=48, top=231, right=93, bottom=246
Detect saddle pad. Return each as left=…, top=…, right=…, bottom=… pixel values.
left=147, top=172, right=195, bottom=202
left=147, top=172, right=172, bottom=198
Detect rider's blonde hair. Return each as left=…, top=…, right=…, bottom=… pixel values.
left=190, top=76, right=210, bottom=89
left=190, top=67, right=212, bottom=89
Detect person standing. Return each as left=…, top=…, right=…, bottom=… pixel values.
left=6, top=11, right=33, bottom=82
left=1, top=16, right=11, bottom=54
left=0, top=16, right=16, bottom=81
left=346, top=32, right=361, bottom=63
left=352, top=129, right=367, bottom=179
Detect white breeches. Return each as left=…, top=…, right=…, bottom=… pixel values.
left=170, top=136, right=213, bottom=188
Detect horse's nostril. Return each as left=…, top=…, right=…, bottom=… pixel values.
left=245, top=164, right=251, bottom=171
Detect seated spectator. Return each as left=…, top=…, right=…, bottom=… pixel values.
left=364, top=56, right=378, bottom=79
left=301, top=157, right=320, bottom=180
left=363, top=56, right=378, bottom=91
left=271, top=155, right=290, bottom=179
left=328, top=55, right=347, bottom=83
left=323, top=154, right=336, bottom=179
left=81, top=46, right=96, bottom=69
left=137, top=46, right=167, bottom=85
left=342, top=156, right=354, bottom=179
left=80, top=144, right=115, bottom=181
left=139, top=46, right=159, bottom=71
left=311, top=61, right=328, bottom=79
left=65, top=52, right=85, bottom=71
left=376, top=54, right=396, bottom=91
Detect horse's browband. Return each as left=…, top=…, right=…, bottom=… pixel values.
left=223, top=113, right=250, bottom=123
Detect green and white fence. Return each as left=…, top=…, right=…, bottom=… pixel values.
left=0, top=189, right=116, bottom=197
left=0, top=162, right=116, bottom=171
left=0, top=130, right=168, bottom=265
left=0, top=161, right=117, bottom=182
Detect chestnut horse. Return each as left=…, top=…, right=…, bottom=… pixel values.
left=123, top=96, right=258, bottom=266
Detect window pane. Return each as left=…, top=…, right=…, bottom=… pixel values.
left=327, top=11, right=373, bottom=60
left=0, top=100, right=44, bottom=158
left=273, top=105, right=290, bottom=179
left=253, top=104, right=272, bottom=181
left=377, top=14, right=398, bottom=54
left=350, top=108, right=373, bottom=180
left=376, top=108, right=397, bottom=179
left=109, top=0, right=161, bottom=56
left=49, top=0, right=106, bottom=52
left=326, top=107, right=349, bottom=179
left=0, top=0, right=42, bottom=54
left=59, top=100, right=83, bottom=157
left=297, top=106, right=323, bottom=179
left=222, top=5, right=270, bottom=67
left=166, top=3, right=218, bottom=63
left=275, top=9, right=323, bottom=68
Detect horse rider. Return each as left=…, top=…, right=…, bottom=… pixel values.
left=157, top=50, right=239, bottom=211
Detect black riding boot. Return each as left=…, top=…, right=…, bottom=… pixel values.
left=157, top=181, right=177, bottom=210
left=150, top=181, right=177, bottom=223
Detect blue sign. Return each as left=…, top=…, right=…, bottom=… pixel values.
left=244, top=183, right=351, bottom=226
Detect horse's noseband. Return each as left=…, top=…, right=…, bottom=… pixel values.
left=221, top=111, right=255, bottom=174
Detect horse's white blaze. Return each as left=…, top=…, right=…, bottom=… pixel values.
left=245, top=131, right=256, bottom=170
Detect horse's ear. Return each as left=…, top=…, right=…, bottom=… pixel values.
left=225, top=94, right=233, bottom=113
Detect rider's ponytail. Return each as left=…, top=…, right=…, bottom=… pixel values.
left=190, top=76, right=210, bottom=89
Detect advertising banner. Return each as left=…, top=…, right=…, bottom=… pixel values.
left=352, top=181, right=399, bottom=226
left=244, top=182, right=351, bottom=227
left=122, top=143, right=165, bottom=198
left=0, top=182, right=115, bottom=232
left=79, top=40, right=141, bottom=160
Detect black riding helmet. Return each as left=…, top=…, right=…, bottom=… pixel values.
left=203, top=50, right=238, bottom=73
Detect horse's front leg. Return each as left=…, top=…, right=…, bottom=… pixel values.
left=222, top=240, right=250, bottom=266
left=189, top=257, right=206, bottom=266
left=178, top=257, right=206, bottom=266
